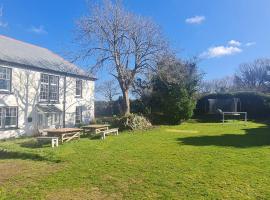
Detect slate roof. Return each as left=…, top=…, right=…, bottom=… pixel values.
left=0, top=35, right=95, bottom=80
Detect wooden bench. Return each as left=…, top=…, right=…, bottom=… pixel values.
left=36, top=137, right=59, bottom=148
left=101, top=128, right=119, bottom=140
left=82, top=124, right=110, bottom=135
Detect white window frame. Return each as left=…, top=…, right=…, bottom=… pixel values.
left=49, top=75, right=59, bottom=102
left=0, top=66, right=12, bottom=93
left=40, top=74, right=49, bottom=101
left=39, top=73, right=59, bottom=103
left=75, top=79, right=82, bottom=97
left=75, top=106, right=82, bottom=124
left=0, top=107, right=18, bottom=129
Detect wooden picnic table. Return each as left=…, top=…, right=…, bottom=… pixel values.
left=81, top=124, right=110, bottom=134
left=46, top=128, right=82, bottom=143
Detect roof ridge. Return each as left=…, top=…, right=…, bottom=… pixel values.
left=0, top=34, right=52, bottom=53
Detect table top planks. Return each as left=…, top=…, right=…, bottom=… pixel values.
left=45, top=128, right=83, bottom=134
left=81, top=124, right=110, bottom=129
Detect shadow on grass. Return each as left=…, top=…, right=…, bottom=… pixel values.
left=0, top=149, right=60, bottom=162
left=178, top=124, right=270, bottom=148
left=78, top=133, right=101, bottom=140
left=19, top=139, right=43, bottom=149
left=191, top=115, right=222, bottom=123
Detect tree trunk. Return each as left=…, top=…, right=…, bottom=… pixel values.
left=122, top=89, right=130, bottom=116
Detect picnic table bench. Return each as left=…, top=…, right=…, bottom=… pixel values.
left=45, top=128, right=82, bottom=143
left=101, top=128, right=119, bottom=140
left=36, top=136, right=59, bottom=148
left=82, top=124, right=110, bottom=134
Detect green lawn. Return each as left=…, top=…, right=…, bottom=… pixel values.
left=0, top=121, right=270, bottom=199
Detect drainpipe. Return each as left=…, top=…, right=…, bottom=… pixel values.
left=63, top=75, right=67, bottom=128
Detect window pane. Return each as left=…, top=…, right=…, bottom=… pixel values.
left=5, top=117, right=17, bottom=126
left=40, top=74, right=49, bottom=101
left=75, top=106, right=82, bottom=124
left=5, top=107, right=17, bottom=127
left=0, top=80, right=8, bottom=90
left=0, top=67, right=11, bottom=91
left=10, top=108, right=17, bottom=116
left=50, top=76, right=59, bottom=101
left=0, top=68, right=7, bottom=79
left=76, top=80, right=82, bottom=96
left=40, top=84, right=49, bottom=100
left=40, top=74, right=59, bottom=102
left=50, top=75, right=58, bottom=85
left=41, top=74, right=49, bottom=83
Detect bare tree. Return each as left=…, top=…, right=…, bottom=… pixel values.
left=96, top=79, right=120, bottom=115
left=200, top=76, right=235, bottom=94
left=96, top=80, right=120, bottom=102
left=75, top=0, right=168, bottom=115
left=234, top=58, right=270, bottom=92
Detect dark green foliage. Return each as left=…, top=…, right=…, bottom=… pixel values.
left=95, top=99, right=147, bottom=117
left=196, top=92, right=270, bottom=118
left=142, top=58, right=201, bottom=125
left=130, top=99, right=148, bottom=114
left=95, top=100, right=121, bottom=117
left=148, top=77, right=196, bottom=124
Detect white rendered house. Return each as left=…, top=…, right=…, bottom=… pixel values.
left=0, top=35, right=95, bottom=139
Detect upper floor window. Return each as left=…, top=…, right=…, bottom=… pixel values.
left=0, top=67, right=11, bottom=92
left=40, top=74, right=59, bottom=103
left=0, top=107, right=18, bottom=129
left=76, top=79, right=82, bottom=97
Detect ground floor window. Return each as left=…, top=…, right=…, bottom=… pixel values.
left=75, top=106, right=82, bottom=124
left=0, top=107, right=18, bottom=129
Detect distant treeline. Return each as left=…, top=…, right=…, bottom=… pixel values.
left=95, top=98, right=145, bottom=117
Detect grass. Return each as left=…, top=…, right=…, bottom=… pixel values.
left=0, top=120, right=270, bottom=199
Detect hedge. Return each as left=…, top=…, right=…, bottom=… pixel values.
left=195, top=92, right=270, bottom=118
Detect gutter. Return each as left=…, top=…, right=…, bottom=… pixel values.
left=0, top=59, right=97, bottom=81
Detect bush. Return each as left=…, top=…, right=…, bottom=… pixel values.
left=113, top=114, right=152, bottom=131
left=147, top=77, right=196, bottom=125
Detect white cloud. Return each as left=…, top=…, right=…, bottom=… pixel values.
left=228, top=40, right=241, bottom=46
left=0, top=5, right=8, bottom=28
left=185, top=16, right=205, bottom=24
left=246, top=42, right=256, bottom=47
left=200, top=46, right=242, bottom=58
left=28, top=25, right=47, bottom=34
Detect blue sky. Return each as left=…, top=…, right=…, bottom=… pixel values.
left=0, top=0, right=270, bottom=80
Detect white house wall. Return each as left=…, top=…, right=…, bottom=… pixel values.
left=64, top=76, right=95, bottom=127
left=0, top=65, right=95, bottom=140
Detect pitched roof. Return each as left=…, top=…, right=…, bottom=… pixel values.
left=0, top=35, right=95, bottom=80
